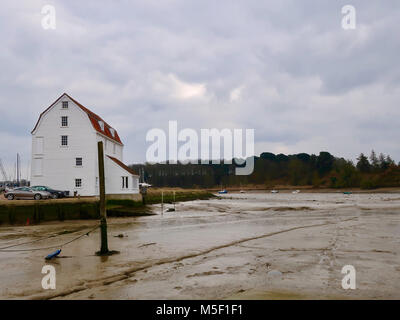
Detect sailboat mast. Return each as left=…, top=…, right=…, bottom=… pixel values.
left=16, top=153, right=20, bottom=186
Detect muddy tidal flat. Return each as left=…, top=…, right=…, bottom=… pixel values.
left=0, top=192, right=399, bottom=299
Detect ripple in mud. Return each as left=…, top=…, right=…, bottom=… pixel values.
left=250, top=206, right=314, bottom=212
left=187, top=270, right=225, bottom=278
left=272, top=206, right=314, bottom=211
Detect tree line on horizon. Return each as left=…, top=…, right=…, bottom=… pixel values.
left=129, top=150, right=400, bottom=189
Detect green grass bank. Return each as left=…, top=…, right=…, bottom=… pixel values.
left=0, top=190, right=215, bottom=225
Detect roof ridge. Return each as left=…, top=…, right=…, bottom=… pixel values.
left=107, top=155, right=138, bottom=176
left=64, top=93, right=112, bottom=127
left=32, top=93, right=123, bottom=145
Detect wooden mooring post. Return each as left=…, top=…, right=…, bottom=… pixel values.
left=97, top=141, right=109, bottom=255
left=161, top=191, right=164, bottom=215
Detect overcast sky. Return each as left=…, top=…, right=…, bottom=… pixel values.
left=0, top=0, right=399, bottom=179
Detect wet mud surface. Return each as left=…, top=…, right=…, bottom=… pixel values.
left=0, top=192, right=399, bottom=299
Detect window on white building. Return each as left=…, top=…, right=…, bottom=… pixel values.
left=75, top=179, right=82, bottom=188
left=122, top=176, right=128, bottom=189
left=132, top=177, right=138, bottom=189
left=61, top=116, right=68, bottom=127
left=62, top=101, right=68, bottom=109
left=110, top=128, right=115, bottom=137
left=33, top=158, right=43, bottom=176
left=113, top=143, right=116, bottom=154
left=76, top=157, right=82, bottom=166
left=61, top=135, right=68, bottom=146
left=35, top=137, right=44, bottom=154
left=98, top=120, right=104, bottom=131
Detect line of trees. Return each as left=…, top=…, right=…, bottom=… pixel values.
left=130, top=150, right=400, bottom=189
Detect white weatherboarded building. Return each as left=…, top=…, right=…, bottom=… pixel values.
left=31, top=93, right=140, bottom=198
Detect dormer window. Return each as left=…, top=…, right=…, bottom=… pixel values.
left=62, top=101, right=68, bottom=109
left=98, top=120, right=104, bottom=131
left=110, top=128, right=115, bottom=137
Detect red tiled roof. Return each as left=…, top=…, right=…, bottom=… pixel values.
left=31, top=93, right=123, bottom=145
left=107, top=155, right=139, bottom=176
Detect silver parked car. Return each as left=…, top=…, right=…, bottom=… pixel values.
left=4, top=187, right=51, bottom=200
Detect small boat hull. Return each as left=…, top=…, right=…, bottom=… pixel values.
left=45, top=249, right=61, bottom=260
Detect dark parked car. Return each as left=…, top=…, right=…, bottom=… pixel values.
left=31, top=186, right=69, bottom=199
left=4, top=187, right=51, bottom=200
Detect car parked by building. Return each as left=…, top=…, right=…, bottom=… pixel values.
left=31, top=186, right=69, bottom=199
left=4, top=187, right=51, bottom=200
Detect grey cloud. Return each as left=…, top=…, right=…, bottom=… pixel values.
left=0, top=0, right=400, bottom=174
